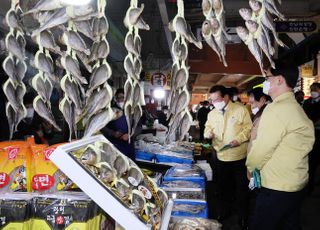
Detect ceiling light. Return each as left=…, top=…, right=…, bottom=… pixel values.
left=153, top=88, right=165, bottom=100
left=60, top=0, right=91, bottom=6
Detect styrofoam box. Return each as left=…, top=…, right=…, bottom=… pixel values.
left=50, top=135, right=173, bottom=230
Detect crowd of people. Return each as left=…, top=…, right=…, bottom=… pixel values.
left=202, top=63, right=319, bottom=230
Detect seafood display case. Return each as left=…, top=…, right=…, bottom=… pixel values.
left=50, top=135, right=173, bottom=230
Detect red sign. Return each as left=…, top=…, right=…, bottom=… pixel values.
left=44, top=148, right=56, bottom=161
left=7, top=147, right=19, bottom=160
left=0, top=172, right=10, bottom=188
left=56, top=216, right=65, bottom=225
left=32, top=174, right=54, bottom=191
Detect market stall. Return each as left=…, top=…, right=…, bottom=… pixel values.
left=0, top=0, right=319, bottom=229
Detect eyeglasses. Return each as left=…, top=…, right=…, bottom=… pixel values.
left=265, top=75, right=279, bottom=81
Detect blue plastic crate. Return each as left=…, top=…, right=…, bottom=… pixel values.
left=162, top=165, right=206, bottom=188
left=171, top=200, right=208, bottom=218
left=135, top=150, right=155, bottom=162
left=155, top=154, right=193, bottom=165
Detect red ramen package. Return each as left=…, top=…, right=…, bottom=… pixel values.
left=0, top=141, right=32, bottom=193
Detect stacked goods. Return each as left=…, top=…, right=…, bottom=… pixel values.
left=0, top=141, right=76, bottom=194
left=201, top=0, right=229, bottom=67
left=3, top=0, right=28, bottom=139
left=166, top=0, right=202, bottom=143
left=0, top=192, right=113, bottom=230
left=237, top=0, right=286, bottom=75
left=0, top=193, right=32, bottom=229
left=161, top=165, right=208, bottom=218
left=162, top=165, right=208, bottom=218
left=123, top=0, right=149, bottom=142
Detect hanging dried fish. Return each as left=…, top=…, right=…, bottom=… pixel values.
left=236, top=26, right=265, bottom=75
left=59, top=96, right=76, bottom=141
left=84, top=108, right=115, bottom=138
left=169, top=16, right=203, bottom=49
left=33, top=95, right=61, bottom=131
left=86, top=62, right=112, bottom=96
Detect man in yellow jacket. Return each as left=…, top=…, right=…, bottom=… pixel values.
left=204, top=85, right=252, bottom=229
left=246, top=62, right=315, bottom=230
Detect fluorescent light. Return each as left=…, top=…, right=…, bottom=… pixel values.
left=60, top=0, right=91, bottom=6
left=153, top=88, right=165, bottom=99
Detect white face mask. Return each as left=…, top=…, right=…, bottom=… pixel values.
left=251, top=107, right=259, bottom=115
left=26, top=107, right=34, bottom=119
left=233, top=95, right=238, bottom=101
left=311, top=92, right=319, bottom=99
left=263, top=81, right=271, bottom=95
left=117, top=102, right=124, bottom=109
left=213, top=101, right=226, bottom=111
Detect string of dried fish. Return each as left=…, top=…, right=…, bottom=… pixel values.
left=238, top=0, right=286, bottom=74
left=123, top=0, right=148, bottom=142
left=166, top=0, right=193, bottom=143
left=82, top=0, right=114, bottom=137
left=2, top=0, right=27, bottom=139
left=201, top=0, right=228, bottom=67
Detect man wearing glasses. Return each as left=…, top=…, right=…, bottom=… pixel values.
left=204, top=85, right=252, bottom=229
left=246, top=62, right=315, bottom=230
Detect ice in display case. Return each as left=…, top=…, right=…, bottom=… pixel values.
left=50, top=135, right=173, bottom=230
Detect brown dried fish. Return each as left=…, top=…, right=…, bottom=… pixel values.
left=59, top=96, right=75, bottom=142
left=31, top=73, right=53, bottom=102
left=84, top=108, right=114, bottom=137
left=35, top=51, right=54, bottom=76
left=86, top=62, right=112, bottom=96
left=236, top=26, right=265, bottom=75
left=61, top=74, right=83, bottom=110
left=174, top=67, right=189, bottom=90
left=202, top=20, right=222, bottom=62
left=3, top=80, right=25, bottom=112
left=174, top=90, right=189, bottom=115
left=83, top=85, right=113, bottom=122
left=245, top=20, right=275, bottom=67
left=3, top=56, right=27, bottom=83
left=125, top=32, right=139, bottom=56
left=61, top=54, right=88, bottom=85
left=63, top=30, right=90, bottom=55
left=5, top=33, right=25, bottom=61
left=92, top=16, right=109, bottom=39
left=6, top=9, right=23, bottom=32
left=74, top=20, right=94, bottom=39
left=169, top=16, right=203, bottom=49
left=33, top=95, right=61, bottom=131
left=37, top=30, right=61, bottom=54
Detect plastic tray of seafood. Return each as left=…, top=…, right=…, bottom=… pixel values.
left=162, top=165, right=206, bottom=189
left=163, top=188, right=206, bottom=201
left=171, top=200, right=208, bottom=218
left=169, top=217, right=222, bottom=230
left=50, top=135, right=173, bottom=230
